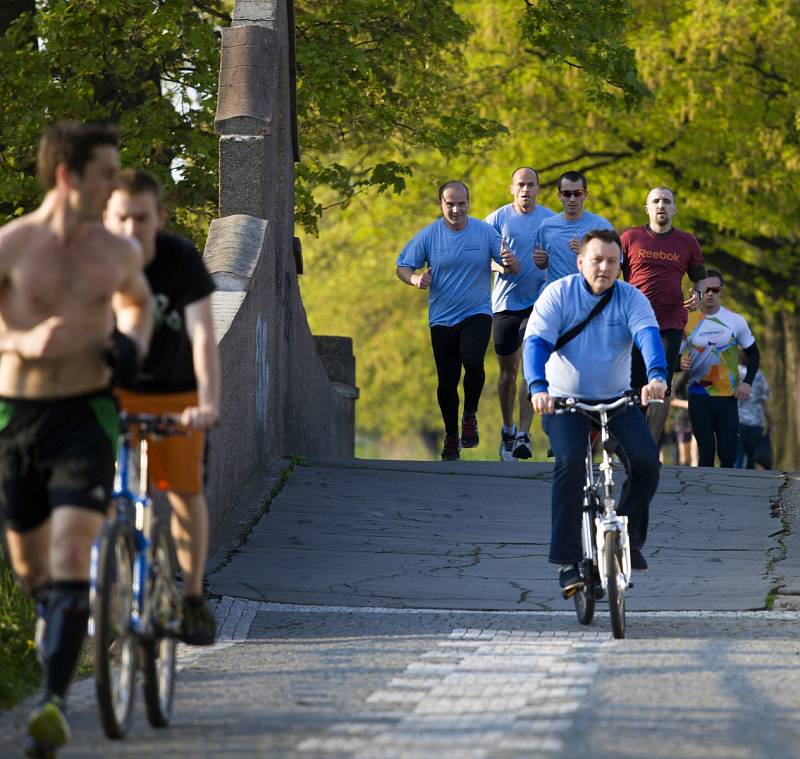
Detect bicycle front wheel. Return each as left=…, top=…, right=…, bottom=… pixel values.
left=142, top=518, right=179, bottom=727
left=93, top=519, right=137, bottom=739
left=605, top=531, right=626, bottom=639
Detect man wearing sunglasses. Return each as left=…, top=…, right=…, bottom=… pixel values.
left=621, top=186, right=707, bottom=443
left=680, top=270, right=760, bottom=467
left=533, top=170, right=613, bottom=287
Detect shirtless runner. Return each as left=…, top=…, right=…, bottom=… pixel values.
left=0, top=121, right=152, bottom=757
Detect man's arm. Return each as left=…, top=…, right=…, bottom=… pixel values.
left=736, top=341, right=760, bottom=401
left=396, top=266, right=431, bottom=289
left=523, top=335, right=555, bottom=413
left=633, top=326, right=669, bottom=403
left=112, top=240, right=153, bottom=357
left=183, top=295, right=220, bottom=429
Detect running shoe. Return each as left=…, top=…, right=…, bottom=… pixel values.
left=461, top=412, right=479, bottom=448
left=26, top=695, right=70, bottom=758
left=180, top=595, right=216, bottom=646
left=499, top=426, right=516, bottom=462
left=441, top=434, right=461, bottom=461
left=512, top=431, right=532, bottom=459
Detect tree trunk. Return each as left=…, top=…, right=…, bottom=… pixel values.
left=760, top=309, right=800, bottom=470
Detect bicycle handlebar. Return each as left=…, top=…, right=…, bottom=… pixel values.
left=118, top=412, right=187, bottom=437
left=554, top=392, right=664, bottom=415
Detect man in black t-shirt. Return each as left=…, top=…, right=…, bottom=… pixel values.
left=105, top=169, right=219, bottom=644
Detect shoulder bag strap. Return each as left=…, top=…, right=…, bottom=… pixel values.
left=554, top=285, right=615, bottom=351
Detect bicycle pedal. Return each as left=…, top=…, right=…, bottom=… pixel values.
left=562, top=585, right=582, bottom=600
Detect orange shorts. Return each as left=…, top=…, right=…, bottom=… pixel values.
left=114, top=389, right=205, bottom=495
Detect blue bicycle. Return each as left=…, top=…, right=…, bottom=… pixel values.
left=89, top=413, right=184, bottom=739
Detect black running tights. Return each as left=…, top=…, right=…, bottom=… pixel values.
left=429, top=314, right=492, bottom=435
left=688, top=394, right=739, bottom=468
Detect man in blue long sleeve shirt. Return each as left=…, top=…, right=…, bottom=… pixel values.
left=522, top=229, right=667, bottom=592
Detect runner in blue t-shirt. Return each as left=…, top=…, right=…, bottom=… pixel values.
left=522, top=229, right=667, bottom=593
left=534, top=170, right=614, bottom=287
left=397, top=181, right=520, bottom=460
left=485, top=167, right=555, bottom=462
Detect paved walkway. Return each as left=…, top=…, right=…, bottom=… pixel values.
left=2, top=459, right=799, bottom=758
left=210, top=460, right=793, bottom=611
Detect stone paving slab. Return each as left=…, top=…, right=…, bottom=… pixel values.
left=210, top=460, right=787, bottom=611
left=4, top=603, right=799, bottom=759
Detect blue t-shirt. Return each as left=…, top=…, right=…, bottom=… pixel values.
left=523, top=274, right=659, bottom=398
left=535, top=211, right=614, bottom=286
left=397, top=217, right=503, bottom=327
left=485, top=203, right=556, bottom=312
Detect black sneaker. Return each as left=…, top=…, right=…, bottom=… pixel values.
left=441, top=434, right=461, bottom=461
left=559, top=564, right=582, bottom=591
left=461, top=412, right=479, bottom=448
left=180, top=595, right=216, bottom=645
left=631, top=548, right=648, bottom=571
left=499, top=426, right=516, bottom=462
left=26, top=695, right=70, bottom=758
left=512, top=431, right=532, bottom=459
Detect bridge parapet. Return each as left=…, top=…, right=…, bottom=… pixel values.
left=203, top=0, right=357, bottom=549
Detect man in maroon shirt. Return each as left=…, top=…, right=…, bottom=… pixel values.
left=622, top=186, right=706, bottom=442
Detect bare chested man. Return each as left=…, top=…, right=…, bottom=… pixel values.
left=0, top=121, right=152, bottom=756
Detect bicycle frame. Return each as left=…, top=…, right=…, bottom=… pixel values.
left=89, top=422, right=158, bottom=639
left=562, top=395, right=638, bottom=592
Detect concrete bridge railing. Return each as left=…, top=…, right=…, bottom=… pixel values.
left=202, top=0, right=358, bottom=548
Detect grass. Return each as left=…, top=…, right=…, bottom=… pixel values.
left=0, top=548, right=40, bottom=709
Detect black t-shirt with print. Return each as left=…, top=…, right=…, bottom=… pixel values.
left=122, top=231, right=215, bottom=393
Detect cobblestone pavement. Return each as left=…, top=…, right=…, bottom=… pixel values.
left=2, top=461, right=799, bottom=757
left=3, top=600, right=800, bottom=758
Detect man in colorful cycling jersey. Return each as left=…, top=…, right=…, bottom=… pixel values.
left=523, top=229, right=667, bottom=593
left=680, top=269, right=759, bottom=468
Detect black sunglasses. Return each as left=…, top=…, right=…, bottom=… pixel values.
left=704, top=286, right=722, bottom=294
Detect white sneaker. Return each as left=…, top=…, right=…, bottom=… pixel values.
left=513, top=431, right=532, bottom=459
left=499, top=426, right=516, bottom=462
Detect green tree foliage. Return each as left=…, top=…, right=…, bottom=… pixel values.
left=294, top=0, right=646, bottom=233
left=0, top=0, right=222, bottom=237
left=300, top=0, right=800, bottom=465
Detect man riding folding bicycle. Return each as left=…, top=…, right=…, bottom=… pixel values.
left=522, top=229, right=668, bottom=593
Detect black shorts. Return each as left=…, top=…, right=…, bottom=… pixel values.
left=0, top=391, right=118, bottom=533
left=493, top=306, right=533, bottom=357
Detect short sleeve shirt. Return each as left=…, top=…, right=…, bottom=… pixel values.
left=621, top=225, right=704, bottom=331
left=121, top=231, right=215, bottom=393
left=683, top=306, right=756, bottom=396
left=535, top=211, right=614, bottom=286
left=524, top=275, right=659, bottom=398
left=485, top=203, right=556, bottom=312
left=397, top=217, right=503, bottom=327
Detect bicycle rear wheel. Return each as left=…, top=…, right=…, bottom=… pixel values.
left=93, top=518, right=137, bottom=739
left=574, top=559, right=596, bottom=625
left=142, top=518, right=179, bottom=727
left=605, top=530, right=626, bottom=639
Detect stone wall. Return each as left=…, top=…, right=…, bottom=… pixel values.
left=202, top=0, right=357, bottom=546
